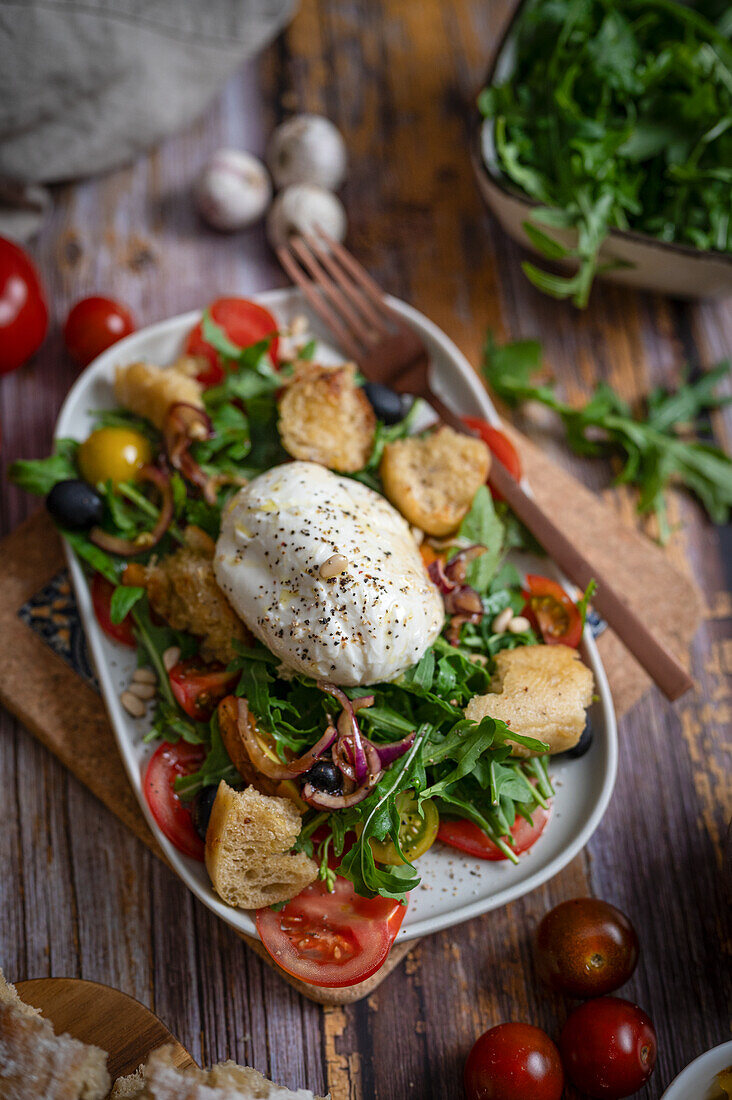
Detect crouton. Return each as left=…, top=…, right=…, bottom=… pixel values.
left=379, top=426, right=490, bottom=536
left=0, top=970, right=110, bottom=1100
left=205, top=783, right=317, bottom=910
left=277, top=362, right=375, bottom=472
left=114, top=357, right=204, bottom=431
left=111, top=1044, right=328, bottom=1099
left=125, top=526, right=250, bottom=664
left=465, top=644, right=594, bottom=756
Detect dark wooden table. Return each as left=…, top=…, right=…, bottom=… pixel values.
left=1, top=2, right=730, bottom=1097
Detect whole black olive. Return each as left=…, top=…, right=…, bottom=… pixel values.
left=192, top=785, right=219, bottom=840
left=46, top=479, right=104, bottom=530
left=363, top=382, right=411, bottom=425
left=303, top=758, right=343, bottom=795
left=562, top=719, right=594, bottom=759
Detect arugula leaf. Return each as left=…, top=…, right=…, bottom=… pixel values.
left=174, top=712, right=240, bottom=795
left=457, top=485, right=504, bottom=592
left=576, top=579, right=598, bottom=627
left=8, top=439, right=79, bottom=495
left=63, top=530, right=120, bottom=584
left=484, top=333, right=732, bottom=541
left=110, top=584, right=145, bottom=624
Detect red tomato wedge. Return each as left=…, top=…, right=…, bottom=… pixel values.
left=185, top=297, right=280, bottom=386
left=143, top=742, right=206, bottom=861
left=256, top=877, right=407, bottom=988
left=91, top=573, right=136, bottom=647
left=462, top=417, right=521, bottom=500
left=523, top=574, right=583, bottom=648
left=169, top=659, right=239, bottom=722
left=438, top=804, right=551, bottom=861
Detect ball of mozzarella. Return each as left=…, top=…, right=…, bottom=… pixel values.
left=194, top=148, right=272, bottom=231
left=266, top=114, right=347, bottom=190
left=214, top=462, right=444, bottom=686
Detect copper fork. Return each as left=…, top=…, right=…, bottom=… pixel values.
left=276, top=230, right=694, bottom=701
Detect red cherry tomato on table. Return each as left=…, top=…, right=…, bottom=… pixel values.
left=464, top=1022, right=564, bottom=1100
left=0, top=237, right=48, bottom=374
left=91, top=573, right=136, bottom=647
left=462, top=417, right=521, bottom=501
left=64, top=296, right=136, bottom=367
left=168, top=659, right=239, bottom=722
left=560, top=997, right=657, bottom=1099
left=256, top=876, right=407, bottom=988
left=185, top=297, right=280, bottom=387
left=523, top=574, right=583, bottom=648
left=438, top=803, right=551, bottom=861
left=143, top=741, right=206, bottom=861
left=535, top=897, right=639, bottom=997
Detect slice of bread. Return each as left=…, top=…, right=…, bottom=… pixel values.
left=111, top=1044, right=328, bottom=1099
left=0, top=970, right=110, bottom=1100
left=205, top=784, right=318, bottom=910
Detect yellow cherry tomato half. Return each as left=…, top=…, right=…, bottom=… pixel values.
left=78, top=427, right=152, bottom=486
left=370, top=792, right=439, bottom=865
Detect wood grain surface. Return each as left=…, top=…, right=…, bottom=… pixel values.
left=1, top=1, right=730, bottom=1097
left=15, top=979, right=195, bottom=1079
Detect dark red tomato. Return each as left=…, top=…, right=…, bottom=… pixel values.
left=535, top=897, right=639, bottom=997
left=185, top=297, right=279, bottom=386
left=256, top=876, right=407, bottom=988
left=462, top=417, right=522, bottom=501
left=91, top=573, right=136, bottom=647
left=0, top=237, right=48, bottom=374
left=143, top=741, right=206, bottom=861
left=560, top=997, right=657, bottom=1099
left=64, top=296, right=136, bottom=367
left=169, top=659, right=239, bottom=722
left=523, top=574, right=583, bottom=648
left=438, top=804, right=551, bottom=861
left=464, top=1022, right=564, bottom=1100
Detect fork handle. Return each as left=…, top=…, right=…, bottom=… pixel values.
left=423, top=389, right=472, bottom=435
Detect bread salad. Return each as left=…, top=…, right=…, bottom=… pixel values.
left=11, top=297, right=597, bottom=988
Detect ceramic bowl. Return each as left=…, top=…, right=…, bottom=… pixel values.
left=660, top=1040, right=732, bottom=1099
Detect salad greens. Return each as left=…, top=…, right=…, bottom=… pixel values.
left=483, top=331, right=732, bottom=542
left=479, top=0, right=732, bottom=305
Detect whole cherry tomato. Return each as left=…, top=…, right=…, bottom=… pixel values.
left=535, top=897, right=639, bottom=997
left=560, top=997, right=657, bottom=1099
left=64, top=296, right=136, bottom=366
left=464, top=1022, right=564, bottom=1100
left=0, top=237, right=48, bottom=374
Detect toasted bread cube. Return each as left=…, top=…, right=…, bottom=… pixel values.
left=465, top=644, right=594, bottom=756
left=205, top=783, right=317, bottom=910
left=379, top=426, right=490, bottom=536
left=278, top=362, right=375, bottom=473
left=114, top=358, right=204, bottom=430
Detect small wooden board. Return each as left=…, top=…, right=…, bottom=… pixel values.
left=15, top=978, right=195, bottom=1080
left=0, top=438, right=702, bottom=1004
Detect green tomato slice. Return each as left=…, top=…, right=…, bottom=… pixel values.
left=370, top=792, right=439, bottom=866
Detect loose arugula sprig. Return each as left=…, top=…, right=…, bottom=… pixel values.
left=483, top=332, right=732, bottom=542
left=479, top=0, right=732, bottom=305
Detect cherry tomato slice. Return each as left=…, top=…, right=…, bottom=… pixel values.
left=64, top=296, right=136, bottom=367
left=522, top=574, right=583, bottom=647
left=169, top=659, right=239, bottom=722
left=91, top=573, right=136, bottom=647
left=0, top=237, right=48, bottom=375
left=256, top=876, right=407, bottom=988
left=465, top=1022, right=564, bottom=1100
left=143, top=742, right=206, bottom=861
left=462, top=417, right=521, bottom=501
left=560, top=997, right=657, bottom=1099
left=185, top=297, right=279, bottom=386
left=438, top=803, right=551, bottom=861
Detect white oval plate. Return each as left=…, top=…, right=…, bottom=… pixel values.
left=55, top=287, right=617, bottom=944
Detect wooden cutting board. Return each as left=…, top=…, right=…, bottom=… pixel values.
left=15, top=978, right=196, bottom=1080
left=0, top=435, right=701, bottom=1004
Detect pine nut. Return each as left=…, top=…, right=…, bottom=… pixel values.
left=492, top=607, right=513, bottom=634
left=128, top=682, right=156, bottom=700
left=132, top=667, right=157, bottom=684
left=120, top=691, right=147, bottom=718
left=163, top=646, right=181, bottom=671
left=319, top=553, right=348, bottom=580
left=508, top=615, right=531, bottom=634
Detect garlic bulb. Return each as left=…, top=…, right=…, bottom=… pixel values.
left=267, top=184, right=347, bottom=249
left=266, top=114, right=347, bottom=191
left=194, top=148, right=272, bottom=231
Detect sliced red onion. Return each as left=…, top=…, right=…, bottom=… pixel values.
left=372, top=730, right=416, bottom=767
left=90, top=465, right=174, bottom=557
left=444, top=545, right=486, bottom=585
left=446, top=612, right=482, bottom=646
left=301, top=781, right=375, bottom=810
left=235, top=699, right=338, bottom=780
left=428, top=557, right=457, bottom=594
left=163, top=402, right=219, bottom=505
